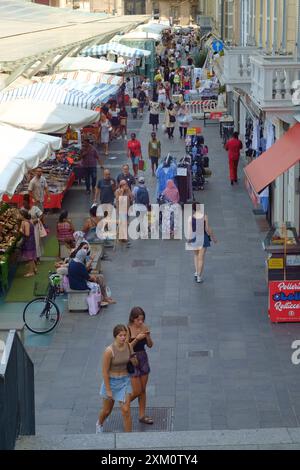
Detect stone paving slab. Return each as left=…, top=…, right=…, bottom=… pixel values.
left=8, top=108, right=300, bottom=437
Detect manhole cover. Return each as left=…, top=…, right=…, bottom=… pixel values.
left=132, top=260, right=156, bottom=267
left=253, top=291, right=268, bottom=297
left=162, top=316, right=188, bottom=326
left=188, top=350, right=213, bottom=358
left=103, top=407, right=173, bottom=433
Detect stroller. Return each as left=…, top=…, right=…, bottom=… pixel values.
left=186, top=136, right=209, bottom=191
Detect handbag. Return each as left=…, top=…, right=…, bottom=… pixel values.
left=138, top=159, right=145, bottom=171
left=16, top=236, right=24, bottom=249
left=38, top=220, right=47, bottom=238
left=126, top=344, right=139, bottom=374
left=169, top=113, right=176, bottom=123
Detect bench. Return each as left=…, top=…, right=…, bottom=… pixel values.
left=67, top=289, right=89, bottom=312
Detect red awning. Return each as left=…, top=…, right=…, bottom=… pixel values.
left=244, top=122, right=300, bottom=194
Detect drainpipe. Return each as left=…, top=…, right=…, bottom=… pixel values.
left=281, top=0, right=287, bottom=54
left=259, top=0, right=263, bottom=49
left=297, top=0, right=300, bottom=60
left=221, top=0, right=225, bottom=41
left=272, top=0, right=278, bottom=54
left=266, top=0, right=271, bottom=53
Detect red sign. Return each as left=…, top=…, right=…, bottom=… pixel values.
left=210, top=112, right=223, bottom=120
left=269, top=281, right=300, bottom=323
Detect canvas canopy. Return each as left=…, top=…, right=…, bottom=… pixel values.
left=35, top=71, right=124, bottom=86
left=0, top=81, right=118, bottom=109
left=81, top=42, right=151, bottom=59
left=114, top=31, right=161, bottom=41
left=56, top=57, right=127, bottom=74
left=0, top=101, right=99, bottom=134
left=0, top=124, right=61, bottom=197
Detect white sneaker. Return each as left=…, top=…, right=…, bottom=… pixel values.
left=194, top=272, right=197, bottom=280
left=96, top=420, right=103, bottom=433
left=196, top=275, right=203, bottom=283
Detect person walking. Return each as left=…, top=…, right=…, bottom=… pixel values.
left=127, top=133, right=142, bottom=178
left=28, top=167, right=49, bottom=211
left=19, top=209, right=37, bottom=277
left=157, top=84, right=167, bottom=111
left=128, top=307, right=153, bottom=425
left=119, top=106, right=128, bottom=140
left=164, top=103, right=176, bottom=139
left=130, top=94, right=139, bottom=119
left=96, top=324, right=133, bottom=433
left=149, top=100, right=160, bottom=132
left=224, top=132, right=243, bottom=185
left=133, top=177, right=150, bottom=239
left=137, top=86, right=147, bottom=118
left=80, top=139, right=101, bottom=195
left=94, top=169, right=116, bottom=206
left=21, top=193, right=44, bottom=262
left=186, top=203, right=217, bottom=283
left=148, top=132, right=161, bottom=176
left=117, top=164, right=136, bottom=190
left=115, top=180, right=133, bottom=246
left=177, top=103, right=191, bottom=139
left=99, top=112, right=111, bottom=157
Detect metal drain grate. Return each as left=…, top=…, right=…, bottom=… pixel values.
left=188, top=350, right=213, bottom=358
left=161, top=316, right=189, bottom=326
left=103, top=407, right=173, bottom=433
left=253, top=291, right=268, bottom=297
left=132, top=260, right=156, bottom=267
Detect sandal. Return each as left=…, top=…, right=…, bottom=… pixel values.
left=139, top=416, right=153, bottom=425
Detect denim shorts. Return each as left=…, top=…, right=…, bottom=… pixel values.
left=131, top=156, right=139, bottom=166
left=100, top=375, right=132, bottom=403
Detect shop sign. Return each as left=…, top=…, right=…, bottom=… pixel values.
left=268, top=258, right=284, bottom=269
left=210, top=112, right=223, bottom=120
left=187, top=127, right=202, bottom=135
left=269, top=281, right=300, bottom=323
left=286, top=255, right=300, bottom=266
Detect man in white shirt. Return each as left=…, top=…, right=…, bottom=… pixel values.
left=28, top=167, right=49, bottom=210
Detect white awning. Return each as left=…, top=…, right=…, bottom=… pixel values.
left=114, top=31, right=160, bottom=41
left=0, top=124, right=61, bottom=197
left=0, top=101, right=99, bottom=134
left=135, top=23, right=168, bottom=34
left=81, top=42, right=151, bottom=59
left=56, top=57, right=127, bottom=74
left=35, top=71, right=124, bottom=86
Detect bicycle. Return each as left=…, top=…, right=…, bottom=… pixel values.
left=23, top=273, right=61, bottom=334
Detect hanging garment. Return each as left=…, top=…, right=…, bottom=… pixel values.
left=155, top=163, right=177, bottom=198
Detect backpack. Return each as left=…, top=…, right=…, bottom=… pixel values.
left=136, top=187, right=149, bottom=206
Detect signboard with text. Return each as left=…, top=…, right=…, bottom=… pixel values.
left=210, top=112, right=223, bottom=120
left=269, top=280, right=300, bottom=323
left=187, top=127, right=202, bottom=135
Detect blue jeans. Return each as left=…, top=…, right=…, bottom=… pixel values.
left=85, top=167, right=97, bottom=191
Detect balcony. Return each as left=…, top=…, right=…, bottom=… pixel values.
left=223, top=46, right=259, bottom=91
left=250, top=55, right=300, bottom=110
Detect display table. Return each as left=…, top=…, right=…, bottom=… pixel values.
left=3, top=172, right=76, bottom=210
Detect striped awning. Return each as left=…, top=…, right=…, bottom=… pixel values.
left=0, top=81, right=119, bottom=109
left=81, top=42, right=151, bottom=59
left=36, top=71, right=124, bottom=86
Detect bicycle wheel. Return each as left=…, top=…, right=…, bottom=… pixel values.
left=23, top=297, right=60, bottom=334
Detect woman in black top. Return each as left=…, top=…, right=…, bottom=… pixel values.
left=128, top=306, right=154, bottom=424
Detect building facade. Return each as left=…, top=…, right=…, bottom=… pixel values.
left=202, top=0, right=300, bottom=234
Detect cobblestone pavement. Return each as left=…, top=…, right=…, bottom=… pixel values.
left=8, top=110, right=300, bottom=435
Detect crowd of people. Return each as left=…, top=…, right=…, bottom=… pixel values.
left=16, top=25, right=221, bottom=433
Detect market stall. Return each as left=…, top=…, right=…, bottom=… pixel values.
left=0, top=124, right=61, bottom=198
left=56, top=56, right=127, bottom=74
left=2, top=144, right=81, bottom=210
left=80, top=42, right=151, bottom=60
left=36, top=71, right=124, bottom=86
left=0, top=100, right=99, bottom=133
left=0, top=81, right=119, bottom=110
